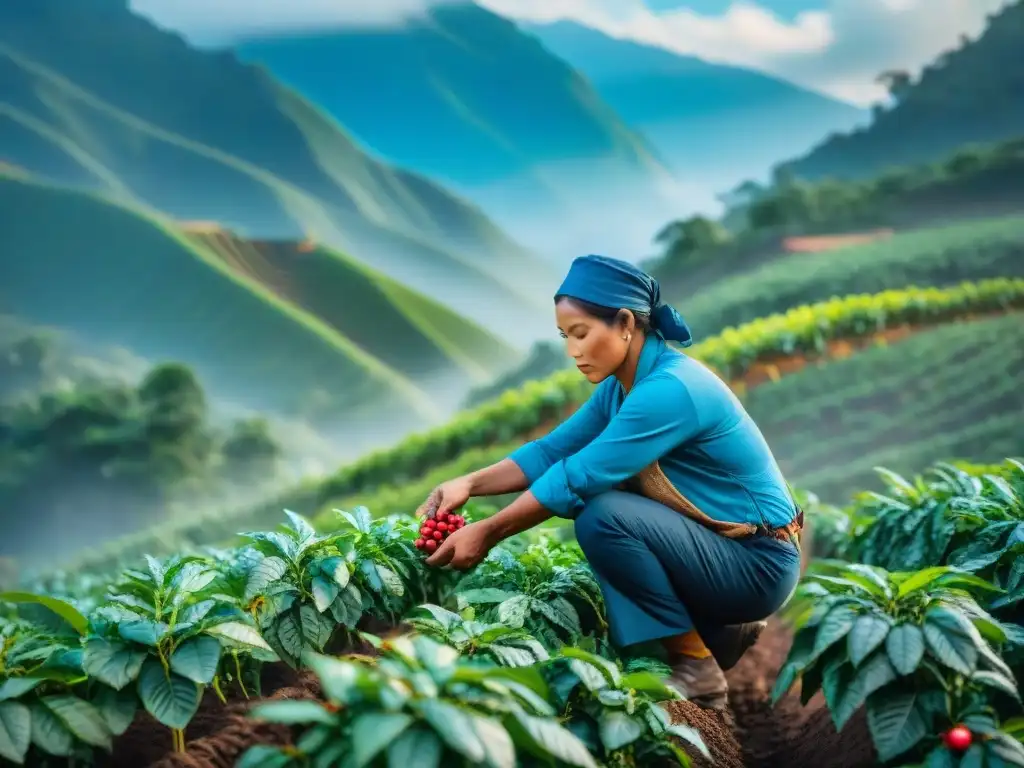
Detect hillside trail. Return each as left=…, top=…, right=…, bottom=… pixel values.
left=103, top=619, right=879, bottom=767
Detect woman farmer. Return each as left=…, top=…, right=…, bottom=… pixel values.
left=418, top=254, right=803, bottom=710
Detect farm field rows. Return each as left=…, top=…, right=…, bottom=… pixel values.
left=749, top=313, right=1024, bottom=500
left=51, top=279, right=1024, bottom=575
left=316, top=277, right=1024, bottom=507
left=671, top=214, right=1024, bottom=337
left=3, top=460, right=1022, bottom=768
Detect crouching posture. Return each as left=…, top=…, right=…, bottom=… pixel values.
left=419, top=254, right=803, bottom=710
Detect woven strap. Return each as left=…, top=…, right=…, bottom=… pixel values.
left=624, top=461, right=803, bottom=545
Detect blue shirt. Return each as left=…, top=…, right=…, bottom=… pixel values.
left=508, top=335, right=797, bottom=528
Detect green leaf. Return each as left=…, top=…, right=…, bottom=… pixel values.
left=305, top=653, right=359, bottom=704
left=896, top=567, right=956, bottom=597
left=319, top=557, right=350, bottom=589
left=620, top=671, right=673, bottom=699
left=921, top=745, right=956, bottom=768
left=833, top=652, right=897, bottom=730
left=136, top=660, right=201, bottom=729
left=971, top=670, right=1021, bottom=700
left=0, top=592, right=88, bottom=635
left=0, top=701, right=31, bottom=764
left=275, top=611, right=304, bottom=659
left=455, top=589, right=516, bottom=608
left=311, top=576, right=340, bottom=613
left=376, top=566, right=405, bottom=598
left=350, top=713, right=415, bottom=767
left=29, top=702, right=74, bottom=757
left=560, top=647, right=622, bottom=687
left=284, top=510, right=317, bottom=546
left=118, top=619, right=169, bottom=647
left=866, top=692, right=928, bottom=762
left=244, top=556, right=288, bottom=601
left=0, top=678, right=42, bottom=701
left=387, top=727, right=443, bottom=768
left=598, top=710, right=643, bottom=751
left=923, top=607, right=980, bottom=675
left=667, top=723, right=711, bottom=759
left=959, top=744, right=985, bottom=768
left=82, top=638, right=148, bottom=691
left=237, top=745, right=295, bottom=768
left=94, top=686, right=137, bottom=736
left=468, top=713, right=515, bottom=768
left=886, top=624, right=926, bottom=676
left=251, top=701, right=336, bottom=726
left=510, top=712, right=598, bottom=768
left=170, top=636, right=222, bottom=684
left=987, top=731, right=1024, bottom=765
left=813, top=605, right=859, bottom=658
left=848, top=614, right=891, bottom=667
left=39, top=695, right=112, bottom=750
left=204, top=621, right=273, bottom=652
left=418, top=699, right=486, bottom=762
left=170, top=563, right=217, bottom=601
left=496, top=595, right=531, bottom=628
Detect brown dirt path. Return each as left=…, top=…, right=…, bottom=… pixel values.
left=669, top=619, right=878, bottom=768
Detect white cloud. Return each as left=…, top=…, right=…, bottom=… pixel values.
left=130, top=0, right=1012, bottom=104
left=478, top=0, right=1011, bottom=105
left=128, top=0, right=443, bottom=45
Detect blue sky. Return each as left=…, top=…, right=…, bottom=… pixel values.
left=130, top=0, right=1010, bottom=105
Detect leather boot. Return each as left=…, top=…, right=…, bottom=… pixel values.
left=667, top=655, right=729, bottom=711
left=703, top=620, right=767, bottom=671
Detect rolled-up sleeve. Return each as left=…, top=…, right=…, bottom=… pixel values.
left=530, top=374, right=701, bottom=518
left=507, top=381, right=611, bottom=483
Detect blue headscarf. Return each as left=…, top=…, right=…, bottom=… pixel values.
left=555, top=254, right=693, bottom=347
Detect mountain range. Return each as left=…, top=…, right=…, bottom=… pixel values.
left=778, top=0, right=1024, bottom=180
left=522, top=21, right=867, bottom=194
left=0, top=0, right=557, bottom=348
left=234, top=3, right=691, bottom=264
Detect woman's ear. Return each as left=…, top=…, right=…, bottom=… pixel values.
left=615, top=309, right=636, bottom=339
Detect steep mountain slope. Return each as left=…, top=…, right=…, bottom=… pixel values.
left=0, top=0, right=555, bottom=344
left=777, top=0, right=1024, bottom=180
left=233, top=2, right=687, bottom=263
left=524, top=21, right=866, bottom=194
left=0, top=175, right=522, bottom=447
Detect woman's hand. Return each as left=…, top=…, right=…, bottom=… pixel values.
left=425, top=520, right=496, bottom=570
left=417, top=477, right=472, bottom=519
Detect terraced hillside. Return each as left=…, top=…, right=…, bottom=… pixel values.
left=670, top=214, right=1024, bottom=337
left=0, top=175, right=515, bottom=436
left=0, top=0, right=556, bottom=344
left=185, top=226, right=517, bottom=403
left=57, top=279, right=1024, bottom=571
left=747, top=312, right=1024, bottom=501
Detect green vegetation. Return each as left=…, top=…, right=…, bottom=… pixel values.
left=186, top=229, right=517, bottom=385
left=0, top=361, right=282, bottom=571
left=51, top=278, right=1024, bottom=576
left=315, top=278, right=1024, bottom=506
left=747, top=313, right=1024, bottom=502
left=674, top=215, right=1024, bottom=337
left=651, top=135, right=1024, bottom=297
left=777, top=0, right=1024, bottom=180
left=0, top=175, right=525, bottom=429
left=463, top=342, right=569, bottom=410
left=775, top=460, right=1024, bottom=764
left=2, top=460, right=1022, bottom=765
left=0, top=0, right=555, bottom=343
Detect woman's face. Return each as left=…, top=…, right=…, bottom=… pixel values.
left=555, top=299, right=631, bottom=383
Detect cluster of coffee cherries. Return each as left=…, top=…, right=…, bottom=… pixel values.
left=414, top=510, right=468, bottom=553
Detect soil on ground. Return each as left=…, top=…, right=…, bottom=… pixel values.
left=104, top=620, right=879, bottom=767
